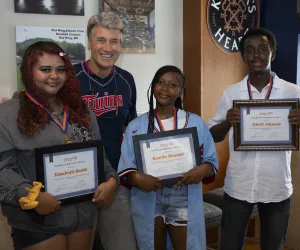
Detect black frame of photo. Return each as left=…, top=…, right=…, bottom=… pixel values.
left=233, top=99, right=300, bottom=151
left=35, top=140, right=104, bottom=205
left=133, top=127, right=201, bottom=185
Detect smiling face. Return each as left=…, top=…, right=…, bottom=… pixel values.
left=243, top=35, right=274, bottom=74
left=88, top=26, right=121, bottom=72
left=32, top=53, right=66, bottom=98
left=154, top=72, right=183, bottom=108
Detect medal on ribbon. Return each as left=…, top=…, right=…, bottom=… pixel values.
left=25, top=91, right=72, bottom=144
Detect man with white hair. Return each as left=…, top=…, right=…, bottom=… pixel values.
left=73, top=12, right=137, bottom=250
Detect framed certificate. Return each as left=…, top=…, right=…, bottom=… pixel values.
left=35, top=140, right=104, bottom=205
left=133, top=127, right=201, bottom=185
left=233, top=99, right=300, bottom=151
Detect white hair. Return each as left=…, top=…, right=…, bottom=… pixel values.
left=87, top=12, right=124, bottom=43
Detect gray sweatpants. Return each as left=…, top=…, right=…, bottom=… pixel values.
left=97, top=186, right=137, bottom=250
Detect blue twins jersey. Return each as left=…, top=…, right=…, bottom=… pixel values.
left=74, top=61, right=137, bottom=170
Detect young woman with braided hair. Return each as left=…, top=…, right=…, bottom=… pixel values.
left=118, top=65, right=218, bottom=250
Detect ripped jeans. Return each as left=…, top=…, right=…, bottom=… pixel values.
left=155, top=185, right=188, bottom=226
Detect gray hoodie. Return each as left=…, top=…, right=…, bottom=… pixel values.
left=0, top=97, right=119, bottom=234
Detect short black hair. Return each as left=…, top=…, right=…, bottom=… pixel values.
left=239, top=27, right=277, bottom=56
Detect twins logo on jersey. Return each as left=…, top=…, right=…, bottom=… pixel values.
left=82, top=92, right=124, bottom=116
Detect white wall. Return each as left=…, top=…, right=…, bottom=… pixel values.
left=0, top=0, right=183, bottom=114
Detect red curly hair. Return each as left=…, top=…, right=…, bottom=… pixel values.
left=17, top=41, right=90, bottom=136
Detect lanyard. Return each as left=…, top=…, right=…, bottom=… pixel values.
left=247, top=76, right=273, bottom=100
left=25, top=91, right=72, bottom=144
left=154, top=108, right=178, bottom=132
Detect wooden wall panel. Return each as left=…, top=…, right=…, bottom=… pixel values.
left=183, top=0, right=247, bottom=192
left=183, top=0, right=201, bottom=116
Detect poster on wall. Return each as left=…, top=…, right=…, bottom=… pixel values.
left=16, top=26, right=86, bottom=90
left=14, top=0, right=85, bottom=16
left=99, top=0, right=155, bottom=54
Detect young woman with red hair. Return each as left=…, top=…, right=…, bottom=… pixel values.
left=0, top=41, right=118, bottom=250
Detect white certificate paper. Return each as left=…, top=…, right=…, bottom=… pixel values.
left=140, top=136, right=196, bottom=178
left=241, top=107, right=291, bottom=143
left=43, top=148, right=97, bottom=199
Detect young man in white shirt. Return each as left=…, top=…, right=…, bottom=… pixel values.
left=208, top=27, right=300, bottom=250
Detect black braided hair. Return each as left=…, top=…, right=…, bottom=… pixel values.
left=147, top=65, right=185, bottom=134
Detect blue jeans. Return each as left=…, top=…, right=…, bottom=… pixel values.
left=155, top=185, right=188, bottom=226
left=220, top=193, right=291, bottom=250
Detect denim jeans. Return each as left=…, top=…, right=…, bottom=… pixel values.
left=220, top=192, right=291, bottom=250
left=155, top=185, right=188, bottom=226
